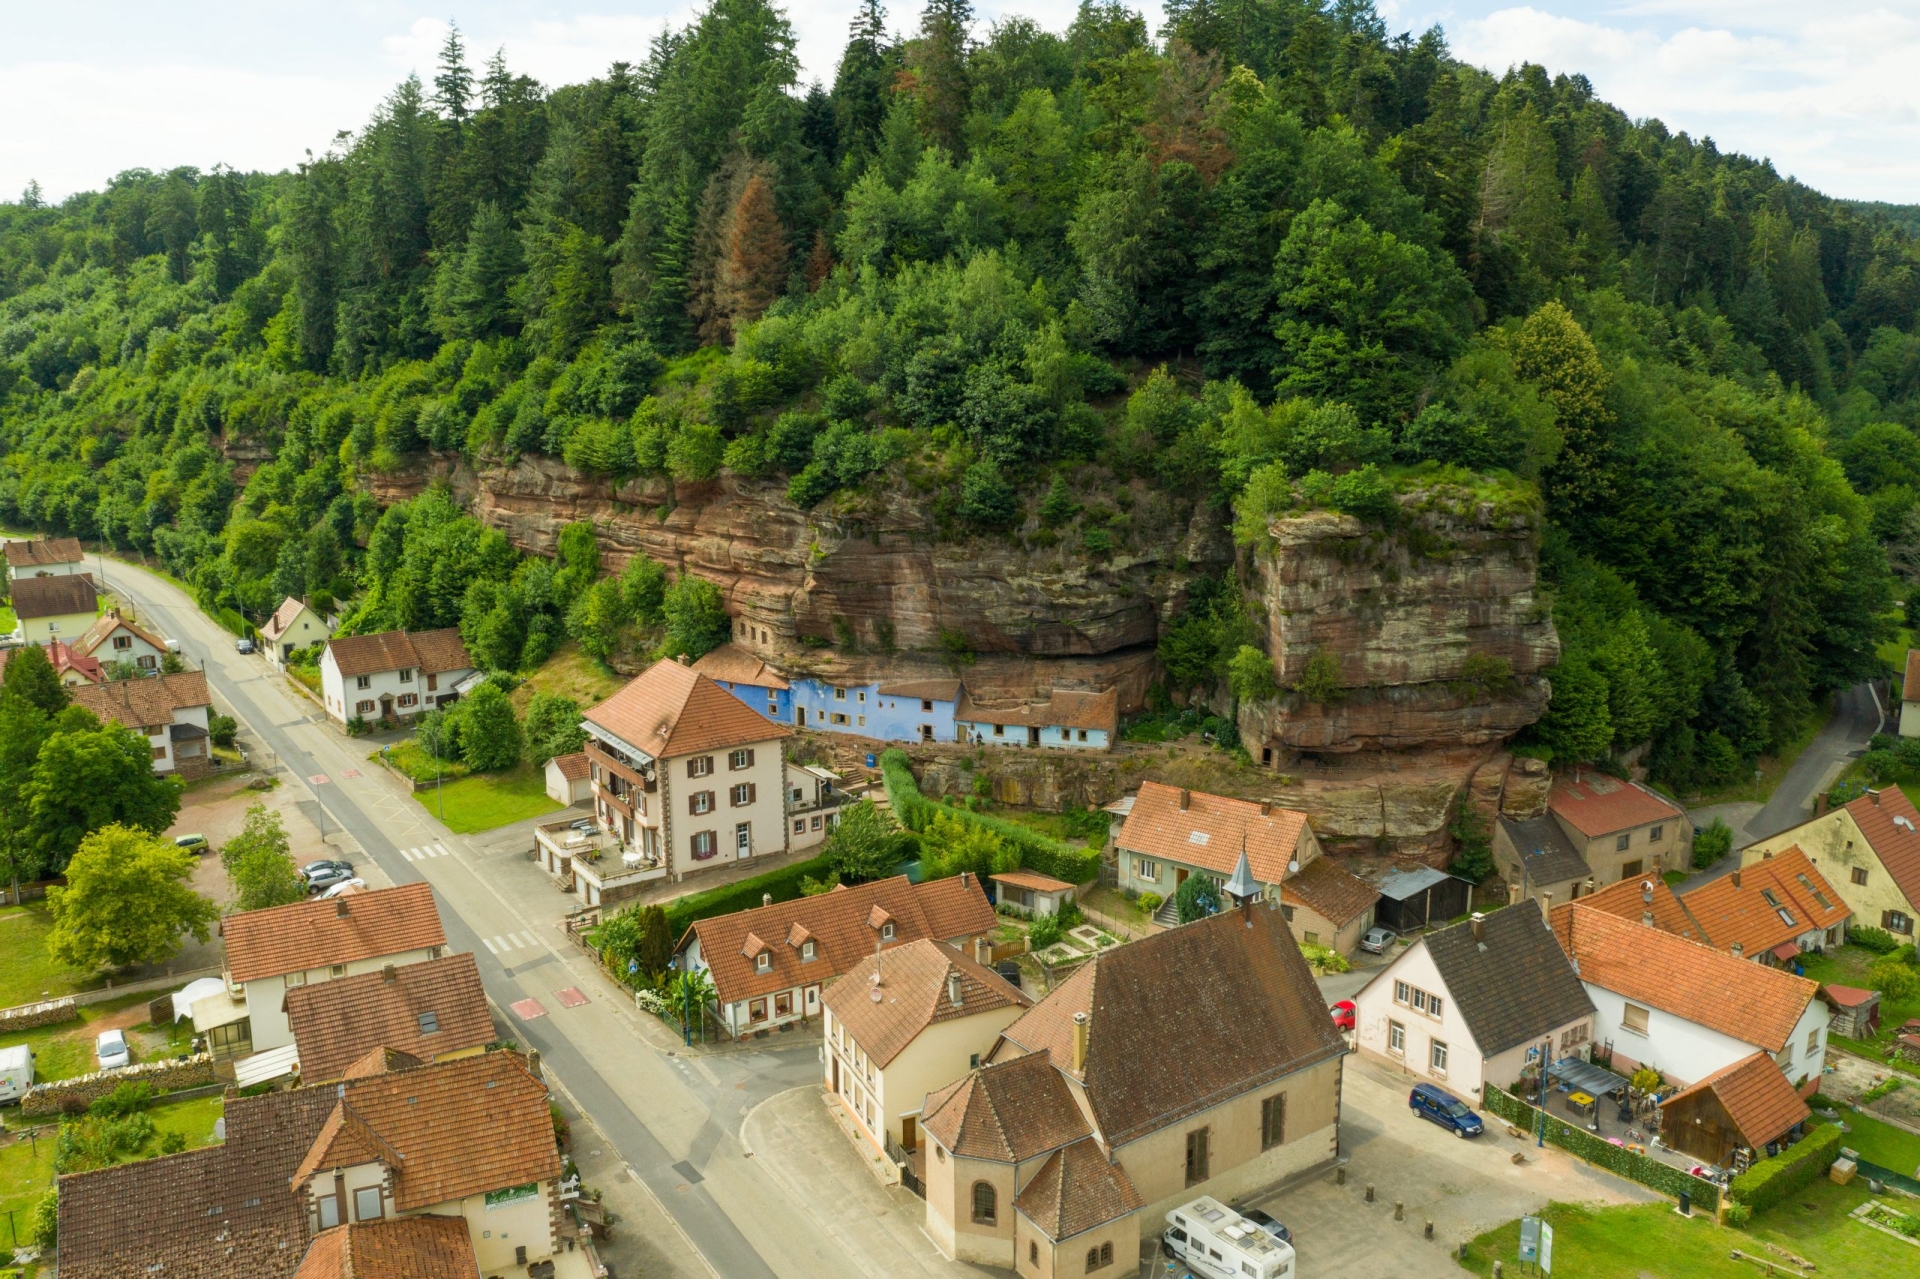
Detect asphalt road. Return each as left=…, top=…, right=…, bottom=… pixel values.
left=1746, top=681, right=1883, bottom=842
left=94, top=558, right=853, bottom=1279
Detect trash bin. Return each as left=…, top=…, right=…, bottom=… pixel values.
left=865, top=753, right=877, bottom=768
left=1677, top=1192, right=1691, bottom=1217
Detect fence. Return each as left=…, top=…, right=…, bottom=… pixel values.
left=1857, top=1157, right=1920, bottom=1198
left=1482, top=1082, right=1721, bottom=1212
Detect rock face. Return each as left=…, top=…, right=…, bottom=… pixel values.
left=1239, top=493, right=1559, bottom=756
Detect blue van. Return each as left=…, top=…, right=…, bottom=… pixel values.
left=1410, top=1083, right=1484, bottom=1138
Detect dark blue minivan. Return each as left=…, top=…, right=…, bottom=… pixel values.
left=1410, top=1083, right=1484, bottom=1137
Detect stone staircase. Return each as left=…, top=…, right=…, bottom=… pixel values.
left=1152, top=896, right=1180, bottom=929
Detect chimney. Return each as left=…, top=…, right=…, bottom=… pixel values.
left=1507, top=882, right=1521, bottom=907
left=974, top=935, right=991, bottom=966
left=948, top=971, right=964, bottom=1007
left=677, top=653, right=691, bottom=666
left=1872, top=789, right=1882, bottom=806
left=762, top=892, right=773, bottom=908
left=1640, top=882, right=1653, bottom=905
left=1730, top=870, right=1741, bottom=890
left=1584, top=877, right=1596, bottom=899
left=1071, top=1011, right=1089, bottom=1074
left=335, top=898, right=350, bottom=919
left=382, top=964, right=397, bottom=983
left=1731, top=942, right=1744, bottom=958
left=1469, top=912, right=1485, bottom=943
left=1179, top=789, right=1191, bottom=811
left=526, top=1050, right=542, bottom=1081
left=959, top=871, right=971, bottom=891
left=1641, top=912, right=1654, bottom=928
left=1538, top=890, right=1553, bottom=925
left=1260, top=802, right=1272, bottom=817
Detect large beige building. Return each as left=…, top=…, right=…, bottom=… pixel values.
left=1743, top=788, right=1920, bottom=941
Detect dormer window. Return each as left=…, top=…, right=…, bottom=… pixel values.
left=756, top=952, right=772, bottom=973
left=802, top=941, right=816, bottom=961
left=881, top=923, right=895, bottom=941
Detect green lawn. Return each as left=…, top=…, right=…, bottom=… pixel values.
left=378, top=739, right=471, bottom=785
left=0, top=1093, right=223, bottom=1232
left=0, top=904, right=90, bottom=1007
left=0, top=604, right=15, bottom=634
left=0, top=993, right=191, bottom=1085
left=1457, top=1185, right=1918, bottom=1278
left=1835, top=1105, right=1920, bottom=1174
left=415, top=760, right=561, bottom=833
left=1801, top=946, right=1920, bottom=1075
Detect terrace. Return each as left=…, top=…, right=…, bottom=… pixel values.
left=534, top=817, right=666, bottom=910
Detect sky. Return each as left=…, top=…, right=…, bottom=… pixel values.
left=5, top=1, right=1920, bottom=205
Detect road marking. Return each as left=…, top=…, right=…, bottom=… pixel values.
left=309, top=773, right=329, bottom=785
left=505, top=933, right=526, bottom=950
left=481, top=936, right=499, bottom=953
left=340, top=768, right=361, bottom=779
left=509, top=997, right=548, bottom=1020
left=432, top=843, right=451, bottom=859
left=556, top=987, right=589, bottom=1008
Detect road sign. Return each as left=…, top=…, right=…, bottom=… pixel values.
left=1518, top=1216, right=1540, bottom=1263
left=1540, top=1221, right=1554, bottom=1274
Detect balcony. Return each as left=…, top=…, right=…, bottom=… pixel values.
left=534, top=817, right=665, bottom=909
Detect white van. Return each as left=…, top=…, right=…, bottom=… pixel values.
left=1164, top=1197, right=1296, bottom=1279
left=0, top=1044, right=33, bottom=1103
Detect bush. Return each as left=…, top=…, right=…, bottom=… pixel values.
left=1028, top=913, right=1066, bottom=948
left=1301, top=942, right=1350, bottom=973
left=1869, top=957, right=1920, bottom=1001
left=88, top=1080, right=154, bottom=1118
left=1725, top=1200, right=1752, bottom=1227
left=659, top=853, right=834, bottom=941
left=1727, top=1123, right=1843, bottom=1213
left=1852, top=925, right=1899, bottom=955
left=1138, top=891, right=1164, bottom=914
left=1173, top=872, right=1221, bottom=923
left=457, top=682, right=523, bottom=771
left=29, top=1188, right=57, bottom=1248
left=878, top=750, right=1100, bottom=884
left=1691, top=817, right=1733, bottom=869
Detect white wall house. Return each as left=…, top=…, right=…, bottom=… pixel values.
left=72, top=609, right=171, bottom=672
left=261, top=596, right=336, bottom=671
left=68, top=671, right=213, bottom=776
left=3, top=537, right=85, bottom=581
left=319, top=628, right=474, bottom=726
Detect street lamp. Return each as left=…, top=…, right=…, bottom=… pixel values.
left=420, top=715, right=446, bottom=822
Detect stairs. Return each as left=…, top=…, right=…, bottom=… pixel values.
left=1153, top=897, right=1180, bottom=929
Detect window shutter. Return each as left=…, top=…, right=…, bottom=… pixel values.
left=748, top=783, right=757, bottom=803
left=689, top=793, right=699, bottom=816
left=746, top=748, right=755, bottom=767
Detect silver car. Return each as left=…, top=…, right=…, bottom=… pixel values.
left=1359, top=926, right=1397, bottom=954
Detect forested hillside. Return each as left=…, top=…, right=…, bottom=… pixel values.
left=1, top=0, right=1915, bottom=790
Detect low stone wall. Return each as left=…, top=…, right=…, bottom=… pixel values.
left=0, top=996, right=79, bottom=1033
left=19, top=1053, right=218, bottom=1117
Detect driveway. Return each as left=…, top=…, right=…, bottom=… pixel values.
left=1241, top=1056, right=1658, bottom=1278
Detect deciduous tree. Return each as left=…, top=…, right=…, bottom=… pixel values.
left=47, top=825, right=217, bottom=972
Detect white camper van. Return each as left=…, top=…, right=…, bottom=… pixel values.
left=0, top=1044, right=33, bottom=1103
left=1163, top=1197, right=1297, bottom=1279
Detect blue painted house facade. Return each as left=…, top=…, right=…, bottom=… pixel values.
left=693, top=646, right=963, bottom=744
left=955, top=688, right=1118, bottom=751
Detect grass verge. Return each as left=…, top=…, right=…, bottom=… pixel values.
left=0, top=904, right=89, bottom=1008
left=413, top=760, right=561, bottom=833
left=0, top=1092, right=224, bottom=1232
left=509, top=641, right=627, bottom=715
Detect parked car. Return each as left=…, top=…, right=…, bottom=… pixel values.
left=1359, top=926, right=1397, bottom=954
left=0, top=1044, right=33, bottom=1102
left=235, top=637, right=256, bottom=654
left=96, top=1029, right=131, bottom=1072
left=1409, top=1083, right=1484, bottom=1138
left=317, top=878, right=366, bottom=900
left=172, top=833, right=209, bottom=854
left=1331, top=999, right=1356, bottom=1032
left=302, top=859, right=355, bottom=891
left=1239, top=1207, right=1292, bottom=1244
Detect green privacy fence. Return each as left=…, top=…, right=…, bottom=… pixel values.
left=878, top=749, right=1102, bottom=885
left=1482, top=1082, right=1722, bottom=1212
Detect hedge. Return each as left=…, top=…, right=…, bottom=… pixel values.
left=1728, top=1122, right=1843, bottom=1212
left=1482, top=1082, right=1721, bottom=1211
left=661, top=852, right=835, bottom=941
left=879, top=749, right=1102, bottom=885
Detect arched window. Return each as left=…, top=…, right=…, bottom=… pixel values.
left=971, top=1181, right=996, bottom=1225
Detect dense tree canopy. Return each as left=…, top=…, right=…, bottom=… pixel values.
left=2, top=0, right=1917, bottom=787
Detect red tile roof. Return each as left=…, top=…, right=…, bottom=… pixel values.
left=683, top=873, right=996, bottom=1005
left=690, top=643, right=790, bottom=690
left=1284, top=855, right=1380, bottom=928
left=1550, top=904, right=1817, bottom=1053
left=1677, top=847, right=1852, bottom=957
left=4, top=536, right=84, bottom=567
left=292, top=1215, right=477, bottom=1279
left=586, top=658, right=791, bottom=760
left=550, top=750, right=590, bottom=780
left=1820, top=984, right=1877, bottom=1008
left=223, top=882, right=446, bottom=984
left=1905, top=649, right=1920, bottom=701
left=262, top=597, right=325, bottom=644
left=1561, top=873, right=1710, bottom=943
left=1548, top=773, right=1683, bottom=838
left=1658, top=1051, right=1809, bottom=1149
left=325, top=628, right=471, bottom=678
left=822, top=939, right=1029, bottom=1067
left=284, top=952, right=496, bottom=1082
left=1842, top=788, right=1920, bottom=913
left=1012, top=1136, right=1144, bottom=1241
left=1116, top=781, right=1312, bottom=885
left=10, top=571, right=97, bottom=619
left=74, top=608, right=168, bottom=658
left=990, top=870, right=1075, bottom=894
left=920, top=1049, right=1091, bottom=1162
left=0, top=638, right=102, bottom=685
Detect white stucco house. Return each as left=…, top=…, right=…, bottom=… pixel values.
left=3, top=536, right=85, bottom=581
left=72, top=608, right=171, bottom=672
left=319, top=627, right=474, bottom=726
left=260, top=596, right=336, bottom=670
left=67, top=671, right=214, bottom=776
left=1552, top=903, right=1830, bottom=1092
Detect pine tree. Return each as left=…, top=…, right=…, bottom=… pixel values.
left=19, top=179, right=42, bottom=209
left=449, top=201, right=524, bottom=338
left=0, top=643, right=67, bottom=715
left=716, top=171, right=789, bottom=336
left=434, top=23, right=474, bottom=121
left=1477, top=103, right=1566, bottom=286
left=913, top=0, right=974, bottom=156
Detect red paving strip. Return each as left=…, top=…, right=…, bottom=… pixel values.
left=340, top=769, right=361, bottom=779
left=309, top=773, right=329, bottom=784
left=510, top=997, right=548, bottom=1020
left=555, top=987, right=589, bottom=1009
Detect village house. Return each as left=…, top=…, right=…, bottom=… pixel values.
left=72, top=607, right=171, bottom=672
left=955, top=688, right=1118, bottom=751
left=9, top=572, right=97, bottom=646
left=676, top=873, right=998, bottom=1039
left=1546, top=873, right=1711, bottom=942
left=920, top=899, right=1347, bottom=1275
left=261, top=596, right=336, bottom=671
left=1543, top=772, right=1694, bottom=886
left=1550, top=904, right=1829, bottom=1091
left=1674, top=847, right=1852, bottom=965
left=1113, top=781, right=1378, bottom=952
left=1352, top=904, right=1596, bottom=1097
left=3, top=535, right=85, bottom=581
left=1492, top=813, right=1593, bottom=909
left=291, top=1215, right=481, bottom=1279
left=1902, top=649, right=1920, bottom=737
left=580, top=658, right=794, bottom=880
left=55, top=1050, right=575, bottom=1279
left=283, top=951, right=496, bottom=1083
left=67, top=670, right=214, bottom=776
left=319, top=627, right=474, bottom=726
left=822, top=938, right=1031, bottom=1164
left=1656, top=1051, right=1813, bottom=1169
left=696, top=642, right=970, bottom=744
left=1741, top=787, right=1920, bottom=941
left=205, top=883, right=449, bottom=1059
left=0, top=637, right=102, bottom=686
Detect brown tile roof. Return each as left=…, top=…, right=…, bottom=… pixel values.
left=0, top=638, right=102, bottom=685
left=10, top=571, right=97, bottom=619
left=285, top=952, right=496, bottom=1082
left=1550, top=904, right=1818, bottom=1053
left=683, top=873, right=996, bottom=1005
left=690, top=643, right=790, bottom=690
left=550, top=750, right=590, bottom=781
left=1906, top=650, right=1920, bottom=701
left=1116, top=781, right=1312, bottom=885
left=876, top=678, right=963, bottom=701
left=1677, top=848, right=1852, bottom=958
left=293, top=1100, right=408, bottom=1187
left=224, top=882, right=447, bottom=984
left=56, top=1086, right=340, bottom=1279
left=1560, top=873, right=1710, bottom=943
left=292, top=1215, right=477, bottom=1279
left=1548, top=773, right=1683, bottom=837
left=823, top=939, right=1029, bottom=1067
left=1658, top=1051, right=1810, bottom=1148
left=344, top=1046, right=427, bottom=1079
left=920, top=1050, right=1091, bottom=1162
left=587, top=658, right=791, bottom=760
left=262, top=597, right=325, bottom=643
left=1820, top=983, right=1877, bottom=1009
left=997, top=901, right=1346, bottom=1146
left=1284, top=856, right=1379, bottom=927
left=69, top=677, right=181, bottom=733
left=990, top=870, right=1075, bottom=894
left=957, top=688, right=1118, bottom=734
left=1842, top=788, right=1920, bottom=912
left=325, top=628, right=471, bottom=679
left=4, top=536, right=83, bottom=567
left=1012, top=1137, right=1143, bottom=1241
left=75, top=608, right=170, bottom=658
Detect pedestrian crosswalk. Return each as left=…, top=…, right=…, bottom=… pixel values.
left=481, top=931, right=541, bottom=954
left=398, top=843, right=453, bottom=861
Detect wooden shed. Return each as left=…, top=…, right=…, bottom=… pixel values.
left=1657, top=1052, right=1811, bottom=1169
left=1373, top=866, right=1472, bottom=933
left=1819, top=984, right=1880, bottom=1039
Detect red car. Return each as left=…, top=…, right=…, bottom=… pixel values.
left=1331, top=1000, right=1356, bottom=1032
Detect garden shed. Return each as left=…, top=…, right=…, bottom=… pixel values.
left=1373, top=866, right=1472, bottom=933
left=989, top=870, right=1075, bottom=917
left=1818, top=984, right=1879, bottom=1039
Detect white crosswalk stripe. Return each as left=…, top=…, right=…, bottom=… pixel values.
left=519, top=932, right=538, bottom=949
left=433, top=843, right=451, bottom=858
left=481, top=936, right=499, bottom=954
left=399, top=847, right=417, bottom=861
left=492, top=935, right=512, bottom=953
left=506, top=933, right=526, bottom=950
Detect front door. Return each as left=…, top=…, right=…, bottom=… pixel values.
left=1028, top=726, right=1041, bottom=746
left=379, top=694, right=393, bottom=719
left=1176, top=868, right=1190, bottom=889
left=796, top=706, right=807, bottom=727
left=805, top=985, right=820, bottom=1016
left=901, top=1116, right=918, bottom=1152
